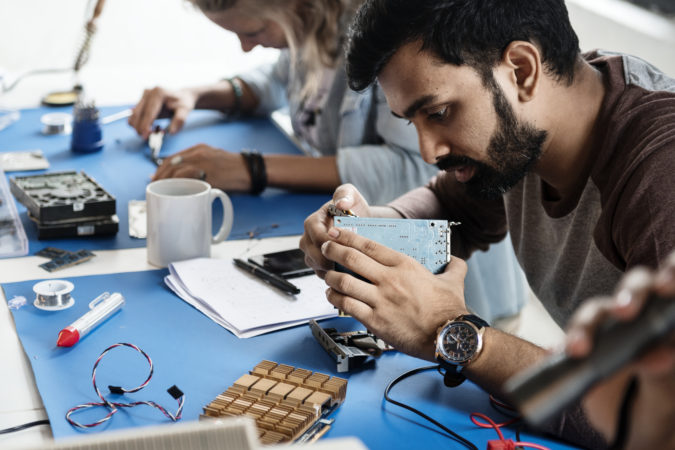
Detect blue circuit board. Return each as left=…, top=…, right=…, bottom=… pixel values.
left=333, top=216, right=452, bottom=274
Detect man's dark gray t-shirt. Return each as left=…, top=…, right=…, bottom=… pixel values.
left=389, top=51, right=675, bottom=449
left=391, top=51, right=675, bottom=328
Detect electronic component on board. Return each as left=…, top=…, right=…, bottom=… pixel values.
left=38, top=248, right=96, bottom=272
left=309, top=319, right=393, bottom=372
left=333, top=216, right=456, bottom=275
left=201, top=360, right=347, bottom=445
left=327, top=204, right=356, bottom=218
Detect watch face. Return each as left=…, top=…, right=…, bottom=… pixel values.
left=438, top=322, right=480, bottom=364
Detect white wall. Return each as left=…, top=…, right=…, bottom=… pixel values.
left=0, top=0, right=673, bottom=110
left=0, top=0, right=279, bottom=108
left=567, top=0, right=675, bottom=76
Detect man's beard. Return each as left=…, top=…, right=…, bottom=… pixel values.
left=436, top=80, right=547, bottom=200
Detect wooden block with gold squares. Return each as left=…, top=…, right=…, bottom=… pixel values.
left=201, top=360, right=347, bottom=444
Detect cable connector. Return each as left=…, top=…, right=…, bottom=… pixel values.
left=167, top=385, right=183, bottom=399
left=487, top=439, right=516, bottom=450
left=108, top=385, right=124, bottom=394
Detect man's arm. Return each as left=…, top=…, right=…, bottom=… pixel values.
left=320, top=226, right=546, bottom=391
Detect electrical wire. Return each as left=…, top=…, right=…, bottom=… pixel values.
left=0, top=420, right=50, bottom=435
left=470, top=412, right=550, bottom=450
left=65, top=342, right=184, bottom=429
left=383, top=364, right=478, bottom=450
left=1, top=68, right=71, bottom=94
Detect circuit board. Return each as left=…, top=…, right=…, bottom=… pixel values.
left=333, top=216, right=453, bottom=274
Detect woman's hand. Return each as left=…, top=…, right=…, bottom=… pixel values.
left=153, top=144, right=251, bottom=191
left=129, top=87, right=198, bottom=139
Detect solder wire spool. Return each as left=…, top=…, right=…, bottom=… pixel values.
left=41, top=112, right=73, bottom=135
left=33, top=279, right=75, bottom=311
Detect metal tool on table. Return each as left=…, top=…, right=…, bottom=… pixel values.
left=148, top=125, right=166, bottom=166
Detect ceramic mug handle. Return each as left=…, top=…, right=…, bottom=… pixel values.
left=211, top=188, right=233, bottom=243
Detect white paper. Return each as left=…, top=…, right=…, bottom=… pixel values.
left=166, top=257, right=337, bottom=338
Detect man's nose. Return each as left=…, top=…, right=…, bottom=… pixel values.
left=417, top=128, right=448, bottom=165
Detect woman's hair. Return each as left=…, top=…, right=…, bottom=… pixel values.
left=190, top=0, right=362, bottom=97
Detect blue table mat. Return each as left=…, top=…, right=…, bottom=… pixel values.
left=0, top=106, right=330, bottom=254
left=3, top=271, right=578, bottom=449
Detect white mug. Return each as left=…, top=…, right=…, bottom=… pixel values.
left=146, top=178, right=233, bottom=267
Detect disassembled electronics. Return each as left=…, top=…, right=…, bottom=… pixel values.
left=10, top=171, right=118, bottom=239
left=326, top=204, right=356, bottom=218
left=201, top=360, right=347, bottom=445
left=0, top=150, right=49, bottom=172
left=33, top=279, right=75, bottom=311
left=37, top=248, right=96, bottom=272
left=334, top=216, right=456, bottom=275
left=28, top=213, right=119, bottom=239
left=71, top=99, right=104, bottom=153
left=309, top=319, right=393, bottom=372
left=0, top=167, right=28, bottom=257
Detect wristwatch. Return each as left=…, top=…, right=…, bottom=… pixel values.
left=434, top=314, right=490, bottom=387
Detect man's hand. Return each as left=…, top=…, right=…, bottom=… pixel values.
left=565, top=252, right=675, bottom=449
left=299, top=184, right=372, bottom=279
left=320, top=226, right=470, bottom=361
left=152, top=145, right=251, bottom=191
left=129, top=86, right=198, bottom=139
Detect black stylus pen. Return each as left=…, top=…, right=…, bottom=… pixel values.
left=233, top=258, right=301, bottom=295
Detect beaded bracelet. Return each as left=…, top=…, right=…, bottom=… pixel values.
left=226, top=77, right=244, bottom=117
left=241, top=151, right=267, bottom=195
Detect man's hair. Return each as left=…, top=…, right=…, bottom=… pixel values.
left=346, top=0, right=581, bottom=91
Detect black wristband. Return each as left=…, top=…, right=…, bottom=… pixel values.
left=241, top=151, right=267, bottom=195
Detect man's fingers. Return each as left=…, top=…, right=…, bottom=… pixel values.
left=613, top=267, right=654, bottom=320
left=332, top=183, right=370, bottom=216
left=323, top=227, right=400, bottom=269
left=324, top=269, right=378, bottom=308
left=439, top=256, right=468, bottom=284
left=332, top=184, right=358, bottom=208
left=325, top=287, right=373, bottom=323
left=654, top=251, right=675, bottom=296
left=565, top=296, right=614, bottom=357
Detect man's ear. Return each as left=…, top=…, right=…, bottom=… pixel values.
left=502, top=41, right=541, bottom=102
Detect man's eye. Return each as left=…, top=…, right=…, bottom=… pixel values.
left=428, top=107, right=448, bottom=121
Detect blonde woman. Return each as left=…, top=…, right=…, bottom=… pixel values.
left=129, top=0, right=436, bottom=204
left=129, top=0, right=528, bottom=325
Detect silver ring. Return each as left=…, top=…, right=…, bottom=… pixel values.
left=197, top=170, right=206, bottom=181
left=170, top=155, right=183, bottom=166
